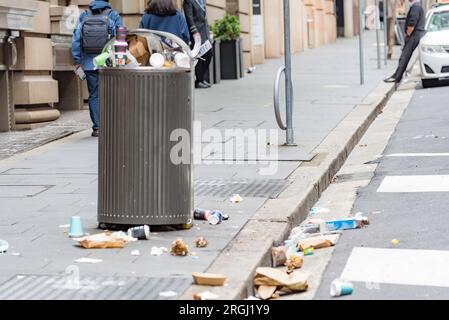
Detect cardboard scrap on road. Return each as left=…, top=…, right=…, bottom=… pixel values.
left=258, top=285, right=278, bottom=300
left=192, top=272, right=227, bottom=286
left=296, top=234, right=340, bottom=251
left=254, top=267, right=310, bottom=293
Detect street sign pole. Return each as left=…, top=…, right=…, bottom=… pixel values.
left=375, top=0, right=381, bottom=69
left=283, top=0, right=294, bottom=146
left=359, top=0, right=365, bottom=85
left=383, top=0, right=388, bottom=65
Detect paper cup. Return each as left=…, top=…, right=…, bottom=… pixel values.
left=150, top=53, right=165, bottom=68
left=330, top=280, right=353, bottom=297
left=68, top=216, right=84, bottom=238
left=175, top=53, right=190, bottom=68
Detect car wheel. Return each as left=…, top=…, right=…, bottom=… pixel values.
left=422, top=79, right=437, bottom=88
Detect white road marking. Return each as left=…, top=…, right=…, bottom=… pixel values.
left=341, top=247, right=449, bottom=288
left=377, top=175, right=449, bottom=193
left=387, top=153, right=449, bottom=157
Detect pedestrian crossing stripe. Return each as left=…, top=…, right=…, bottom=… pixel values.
left=341, top=247, right=449, bottom=288
left=377, top=175, right=449, bottom=193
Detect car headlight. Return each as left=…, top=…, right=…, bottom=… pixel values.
left=421, top=45, right=446, bottom=54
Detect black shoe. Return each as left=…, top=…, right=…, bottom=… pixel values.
left=92, top=129, right=99, bottom=137
left=201, top=81, right=212, bottom=88
left=195, top=82, right=209, bottom=89
left=384, top=77, right=398, bottom=83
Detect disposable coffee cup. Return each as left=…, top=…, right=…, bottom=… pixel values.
left=174, top=52, right=190, bottom=68
left=68, top=216, right=84, bottom=238
left=330, top=280, right=353, bottom=297
left=208, top=211, right=223, bottom=225
left=128, top=225, right=151, bottom=240
left=150, top=53, right=165, bottom=68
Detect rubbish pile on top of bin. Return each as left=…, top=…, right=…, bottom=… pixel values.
left=93, top=26, right=192, bottom=70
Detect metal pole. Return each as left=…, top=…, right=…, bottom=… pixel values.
left=375, top=0, right=381, bottom=69
left=359, top=0, right=365, bottom=85
left=383, top=0, right=388, bottom=65
left=283, top=0, right=294, bottom=145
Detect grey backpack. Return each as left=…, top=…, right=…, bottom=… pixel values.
left=81, top=8, right=112, bottom=54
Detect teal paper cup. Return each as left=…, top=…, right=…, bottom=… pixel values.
left=330, top=280, right=353, bottom=297
left=69, top=216, right=84, bottom=238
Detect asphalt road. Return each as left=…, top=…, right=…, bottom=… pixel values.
left=315, top=83, right=449, bottom=300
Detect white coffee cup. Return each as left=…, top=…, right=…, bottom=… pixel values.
left=150, top=53, right=165, bottom=68
left=174, top=53, right=190, bottom=68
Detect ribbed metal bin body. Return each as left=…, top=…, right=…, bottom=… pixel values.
left=98, top=68, right=193, bottom=226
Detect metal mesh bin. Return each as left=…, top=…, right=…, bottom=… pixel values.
left=98, top=30, right=194, bottom=227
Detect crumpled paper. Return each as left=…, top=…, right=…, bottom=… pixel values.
left=74, top=231, right=137, bottom=249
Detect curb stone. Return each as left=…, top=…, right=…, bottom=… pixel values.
left=180, top=81, right=396, bottom=300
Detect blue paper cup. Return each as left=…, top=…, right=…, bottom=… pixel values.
left=330, top=280, right=353, bottom=297
left=69, top=216, right=84, bottom=238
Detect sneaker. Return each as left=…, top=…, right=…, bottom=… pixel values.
left=92, top=129, right=99, bottom=137
left=383, top=77, right=397, bottom=83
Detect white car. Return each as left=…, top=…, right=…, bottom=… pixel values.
left=419, top=5, right=449, bottom=88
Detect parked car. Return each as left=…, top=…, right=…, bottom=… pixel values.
left=419, top=4, right=449, bottom=88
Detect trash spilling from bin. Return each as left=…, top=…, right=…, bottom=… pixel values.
left=192, top=272, right=227, bottom=286
left=171, top=239, right=189, bottom=256
left=194, top=208, right=226, bottom=226
left=74, top=231, right=137, bottom=249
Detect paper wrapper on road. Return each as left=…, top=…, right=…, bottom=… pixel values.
left=254, top=267, right=310, bottom=293
left=74, top=231, right=137, bottom=249
left=296, top=234, right=340, bottom=251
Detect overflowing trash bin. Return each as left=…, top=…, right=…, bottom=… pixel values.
left=97, top=29, right=194, bottom=227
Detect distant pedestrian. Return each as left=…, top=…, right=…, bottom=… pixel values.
left=72, top=0, right=122, bottom=137
left=183, top=0, right=213, bottom=89
left=139, top=0, right=190, bottom=45
left=386, top=0, right=399, bottom=60
left=384, top=0, right=426, bottom=83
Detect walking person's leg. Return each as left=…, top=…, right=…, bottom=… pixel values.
left=195, top=50, right=213, bottom=88
left=85, top=70, right=100, bottom=136
left=385, top=34, right=420, bottom=83
left=387, top=17, right=395, bottom=59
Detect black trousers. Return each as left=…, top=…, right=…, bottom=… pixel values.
left=195, top=50, right=213, bottom=83
left=393, top=31, right=426, bottom=82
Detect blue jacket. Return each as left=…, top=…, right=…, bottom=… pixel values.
left=139, top=11, right=190, bottom=45
left=72, top=1, right=122, bottom=71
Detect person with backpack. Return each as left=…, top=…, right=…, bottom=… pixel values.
left=72, top=0, right=123, bottom=137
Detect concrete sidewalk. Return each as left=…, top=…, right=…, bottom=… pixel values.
left=0, top=31, right=397, bottom=300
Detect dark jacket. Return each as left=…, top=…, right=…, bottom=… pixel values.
left=139, top=11, right=190, bottom=45
left=405, top=2, right=426, bottom=33
left=182, top=0, right=211, bottom=43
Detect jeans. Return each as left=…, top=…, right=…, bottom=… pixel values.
left=85, top=70, right=99, bottom=130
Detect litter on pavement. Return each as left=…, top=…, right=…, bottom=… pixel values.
left=258, top=285, right=278, bottom=300
left=194, top=209, right=226, bottom=225
left=159, top=291, right=178, bottom=298
left=0, top=240, right=9, bottom=254
left=296, top=234, right=340, bottom=251
left=74, top=231, right=137, bottom=249
left=193, top=291, right=220, bottom=300
left=286, top=256, right=303, bottom=274
left=171, top=239, right=189, bottom=256
left=230, top=194, right=243, bottom=203
left=254, top=267, right=310, bottom=294
left=330, top=279, right=353, bottom=297
left=127, top=225, right=151, bottom=240
left=272, top=246, right=288, bottom=267
left=68, top=216, right=84, bottom=238
left=391, top=239, right=400, bottom=246
left=195, top=237, right=208, bottom=248
left=131, top=250, right=141, bottom=256
left=192, top=272, right=227, bottom=286
left=309, top=207, right=330, bottom=215
left=74, top=257, right=103, bottom=264
left=151, top=247, right=168, bottom=256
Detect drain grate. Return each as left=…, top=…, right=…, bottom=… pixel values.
left=0, top=275, right=190, bottom=300
left=194, top=178, right=289, bottom=198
